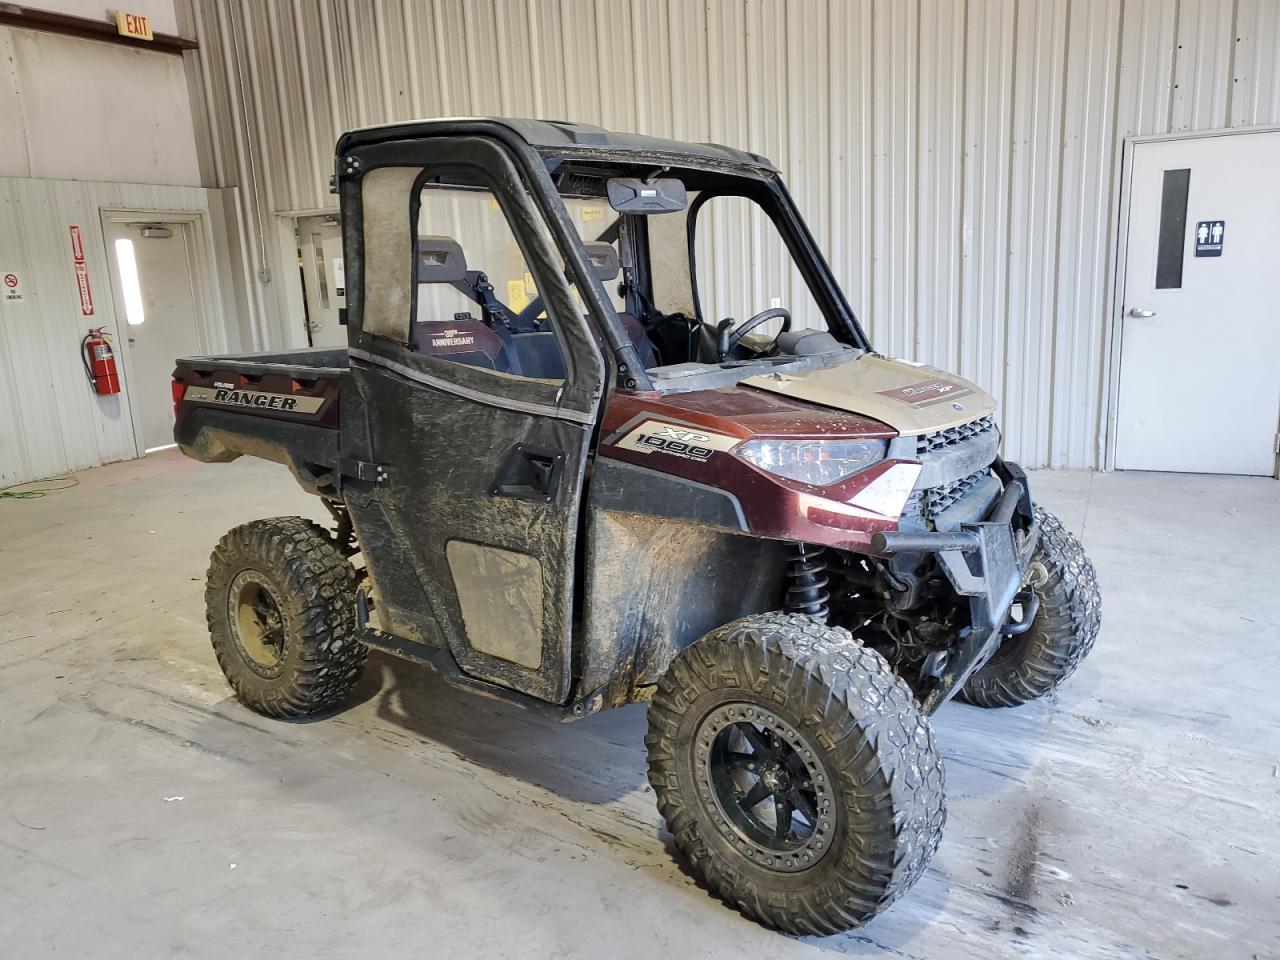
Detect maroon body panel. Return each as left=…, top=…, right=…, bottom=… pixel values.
left=172, top=364, right=343, bottom=432
left=598, top=385, right=915, bottom=551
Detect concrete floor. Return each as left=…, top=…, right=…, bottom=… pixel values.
left=1, top=451, right=1278, bottom=959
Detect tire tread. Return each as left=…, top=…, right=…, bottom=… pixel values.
left=646, top=612, right=946, bottom=935
left=959, top=509, right=1101, bottom=708
left=206, top=516, right=365, bottom=718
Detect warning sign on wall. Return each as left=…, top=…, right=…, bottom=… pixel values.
left=69, top=225, right=94, bottom=316
left=3, top=272, right=22, bottom=303
left=74, top=262, right=94, bottom=316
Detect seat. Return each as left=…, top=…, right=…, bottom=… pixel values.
left=618, top=312, right=660, bottom=369
left=411, top=234, right=519, bottom=373
left=509, top=330, right=566, bottom=379
left=580, top=241, right=660, bottom=368
left=413, top=318, right=514, bottom=372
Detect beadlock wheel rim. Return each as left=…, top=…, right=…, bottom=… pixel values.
left=695, top=703, right=835, bottom=873
left=229, top=570, right=286, bottom=678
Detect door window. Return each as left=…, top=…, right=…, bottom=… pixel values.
left=412, top=186, right=566, bottom=382
left=356, top=166, right=571, bottom=383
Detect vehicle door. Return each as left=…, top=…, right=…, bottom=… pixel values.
left=338, top=135, right=607, bottom=703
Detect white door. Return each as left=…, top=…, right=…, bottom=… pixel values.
left=1115, top=130, right=1280, bottom=476
left=297, top=216, right=346, bottom=347
left=104, top=221, right=204, bottom=452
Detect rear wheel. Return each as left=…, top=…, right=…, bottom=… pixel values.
left=206, top=517, right=365, bottom=718
left=959, top=509, right=1101, bottom=708
left=646, top=612, right=945, bottom=935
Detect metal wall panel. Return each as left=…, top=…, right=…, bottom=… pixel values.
left=180, top=0, right=1280, bottom=468
left=0, top=178, right=244, bottom=487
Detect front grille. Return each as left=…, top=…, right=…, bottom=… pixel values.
left=923, top=469, right=991, bottom=515
left=916, top=415, right=996, bottom=456
left=902, top=468, right=994, bottom=528
left=900, top=415, right=1001, bottom=531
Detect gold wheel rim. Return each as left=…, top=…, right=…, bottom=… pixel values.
left=229, top=571, right=286, bottom=672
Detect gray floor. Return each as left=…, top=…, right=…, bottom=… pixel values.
left=2, top=451, right=1277, bottom=959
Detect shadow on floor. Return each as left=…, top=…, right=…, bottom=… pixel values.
left=342, top=650, right=651, bottom=805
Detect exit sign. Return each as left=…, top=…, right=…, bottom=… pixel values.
left=115, top=11, right=154, bottom=41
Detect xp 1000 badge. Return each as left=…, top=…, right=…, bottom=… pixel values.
left=616, top=420, right=739, bottom=462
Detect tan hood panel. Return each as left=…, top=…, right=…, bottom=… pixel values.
left=742, top=355, right=996, bottom=436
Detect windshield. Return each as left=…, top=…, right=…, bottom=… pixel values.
left=547, top=159, right=861, bottom=379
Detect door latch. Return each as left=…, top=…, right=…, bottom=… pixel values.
left=340, top=457, right=388, bottom=484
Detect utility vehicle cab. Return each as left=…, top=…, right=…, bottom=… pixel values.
left=365, top=118, right=863, bottom=389
left=175, top=118, right=1100, bottom=935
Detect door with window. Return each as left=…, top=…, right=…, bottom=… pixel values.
left=103, top=219, right=204, bottom=453
left=297, top=215, right=346, bottom=347
left=339, top=139, right=606, bottom=703
left=1115, top=130, right=1280, bottom=476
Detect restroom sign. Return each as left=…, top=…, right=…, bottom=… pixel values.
left=1195, top=220, right=1225, bottom=257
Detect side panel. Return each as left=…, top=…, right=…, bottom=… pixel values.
left=579, top=507, right=790, bottom=708
left=597, top=392, right=911, bottom=551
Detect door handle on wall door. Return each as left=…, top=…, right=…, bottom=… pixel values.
left=1128, top=307, right=1156, bottom=318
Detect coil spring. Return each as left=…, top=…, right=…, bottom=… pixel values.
left=785, top=542, right=830, bottom=621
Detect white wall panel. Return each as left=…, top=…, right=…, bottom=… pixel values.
left=0, top=26, right=201, bottom=185
left=181, top=0, right=1280, bottom=469
left=0, top=178, right=243, bottom=487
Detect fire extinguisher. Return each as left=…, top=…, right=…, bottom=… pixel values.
left=81, top=327, right=121, bottom=396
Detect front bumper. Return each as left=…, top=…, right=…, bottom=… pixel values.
left=872, top=458, right=1039, bottom=713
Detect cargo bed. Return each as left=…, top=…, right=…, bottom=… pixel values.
left=172, top=348, right=347, bottom=495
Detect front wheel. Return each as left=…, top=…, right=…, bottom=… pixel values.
left=645, top=613, right=945, bottom=935
left=959, top=509, right=1101, bottom=708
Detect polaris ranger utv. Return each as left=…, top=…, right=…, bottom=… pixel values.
left=174, top=118, right=1100, bottom=935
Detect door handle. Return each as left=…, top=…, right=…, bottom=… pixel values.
left=1128, top=307, right=1156, bottom=318
left=491, top=444, right=564, bottom=503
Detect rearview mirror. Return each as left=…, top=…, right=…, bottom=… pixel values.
left=606, top=177, right=687, bottom=214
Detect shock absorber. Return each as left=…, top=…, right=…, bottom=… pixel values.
left=786, top=542, right=830, bottom=621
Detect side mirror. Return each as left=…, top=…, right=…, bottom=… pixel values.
left=606, top=177, right=687, bottom=214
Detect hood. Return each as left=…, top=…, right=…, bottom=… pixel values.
left=741, top=354, right=996, bottom=436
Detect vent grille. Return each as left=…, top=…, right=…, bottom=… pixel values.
left=903, top=468, right=993, bottom=524
left=916, top=415, right=997, bottom=456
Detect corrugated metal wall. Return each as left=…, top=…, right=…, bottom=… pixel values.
left=0, top=179, right=243, bottom=487
left=180, top=0, right=1280, bottom=468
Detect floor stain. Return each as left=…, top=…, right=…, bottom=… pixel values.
left=1002, top=803, right=1043, bottom=916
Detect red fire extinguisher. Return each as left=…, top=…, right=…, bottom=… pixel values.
left=81, top=327, right=121, bottom=396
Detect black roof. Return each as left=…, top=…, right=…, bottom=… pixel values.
left=338, top=116, right=778, bottom=172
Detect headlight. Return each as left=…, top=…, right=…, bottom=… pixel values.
left=734, top=438, right=888, bottom=486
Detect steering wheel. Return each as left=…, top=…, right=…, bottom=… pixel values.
left=718, top=307, right=791, bottom=360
